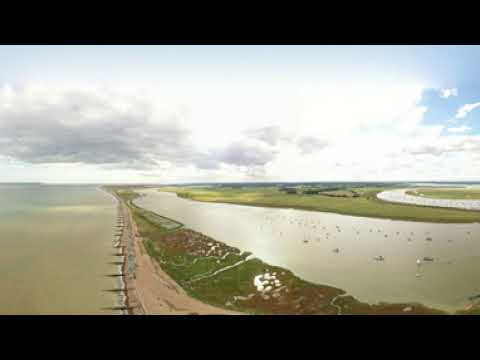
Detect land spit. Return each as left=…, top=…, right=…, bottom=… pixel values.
left=132, top=188, right=480, bottom=313
left=103, top=188, right=457, bottom=315
left=107, top=189, right=240, bottom=315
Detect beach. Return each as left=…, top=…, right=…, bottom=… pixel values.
left=109, top=189, right=241, bottom=315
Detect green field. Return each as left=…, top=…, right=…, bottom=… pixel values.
left=113, top=188, right=449, bottom=315
left=407, top=188, right=480, bottom=200
left=157, top=186, right=480, bottom=223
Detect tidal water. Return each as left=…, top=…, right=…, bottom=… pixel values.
left=378, top=188, right=480, bottom=211
left=135, top=189, right=480, bottom=312
left=0, top=184, right=120, bottom=314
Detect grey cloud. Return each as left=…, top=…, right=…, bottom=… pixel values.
left=244, top=165, right=272, bottom=180
left=193, top=155, right=222, bottom=170
left=245, top=126, right=330, bottom=155
left=296, top=136, right=328, bottom=154
left=0, top=88, right=326, bottom=173
left=408, top=145, right=448, bottom=157
left=194, top=142, right=278, bottom=170
left=406, top=139, right=480, bottom=157
left=244, top=126, right=282, bottom=146
left=0, top=90, right=196, bottom=169
left=217, top=142, right=277, bottom=167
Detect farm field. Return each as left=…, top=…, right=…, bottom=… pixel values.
left=158, top=186, right=480, bottom=223
left=407, top=188, right=480, bottom=200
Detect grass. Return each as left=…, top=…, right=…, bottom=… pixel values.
left=158, top=186, right=480, bottom=223
left=113, top=188, right=450, bottom=315
left=113, top=189, right=141, bottom=202
left=407, top=188, right=480, bottom=200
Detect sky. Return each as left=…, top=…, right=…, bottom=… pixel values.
left=0, top=45, right=479, bottom=183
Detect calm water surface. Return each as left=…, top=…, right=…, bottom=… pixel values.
left=136, top=189, right=480, bottom=312
left=0, top=184, right=120, bottom=314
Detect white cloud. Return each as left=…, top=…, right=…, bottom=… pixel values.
left=3, top=79, right=479, bottom=183
left=446, top=125, right=472, bottom=133
left=456, top=102, right=480, bottom=118
left=439, top=87, right=458, bottom=98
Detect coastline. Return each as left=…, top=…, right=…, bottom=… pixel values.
left=162, top=190, right=480, bottom=225
left=104, top=187, right=480, bottom=315
left=161, top=188, right=480, bottom=224
left=109, top=190, right=144, bottom=314
left=126, top=189, right=449, bottom=315
left=104, top=187, right=241, bottom=315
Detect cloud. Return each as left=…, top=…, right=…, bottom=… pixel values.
left=0, top=86, right=196, bottom=169
left=296, top=136, right=328, bottom=154
left=456, top=102, right=480, bottom=118
left=215, top=142, right=277, bottom=167
left=408, top=145, right=449, bottom=157
left=0, top=86, right=288, bottom=175
left=446, top=125, right=472, bottom=134
left=1, top=80, right=475, bottom=183
left=244, top=126, right=282, bottom=146
left=407, top=138, right=480, bottom=157
left=439, top=88, right=458, bottom=98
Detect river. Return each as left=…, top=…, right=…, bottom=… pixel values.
left=135, top=189, right=480, bottom=312
left=377, top=188, right=480, bottom=211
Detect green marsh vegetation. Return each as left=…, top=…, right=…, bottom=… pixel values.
left=113, top=188, right=450, bottom=314
left=157, top=185, right=480, bottom=223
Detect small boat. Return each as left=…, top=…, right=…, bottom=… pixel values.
left=333, top=248, right=340, bottom=253
left=374, top=256, right=385, bottom=261
left=423, top=257, right=434, bottom=262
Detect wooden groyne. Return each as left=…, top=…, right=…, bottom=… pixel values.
left=106, top=273, right=127, bottom=277
left=104, top=288, right=135, bottom=293
left=102, top=187, right=145, bottom=315
left=102, top=306, right=137, bottom=312
left=109, top=261, right=125, bottom=265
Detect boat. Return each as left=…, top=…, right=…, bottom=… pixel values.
left=374, top=256, right=385, bottom=261
left=423, top=257, right=434, bottom=261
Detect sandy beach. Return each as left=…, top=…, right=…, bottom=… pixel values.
left=112, top=190, right=241, bottom=315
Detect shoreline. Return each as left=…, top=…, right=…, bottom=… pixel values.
left=105, top=187, right=480, bottom=315
left=378, top=188, right=480, bottom=212
left=116, top=190, right=146, bottom=314
left=151, top=189, right=480, bottom=225
left=124, top=189, right=449, bottom=315
left=155, top=188, right=480, bottom=224
left=104, top=187, right=240, bottom=315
